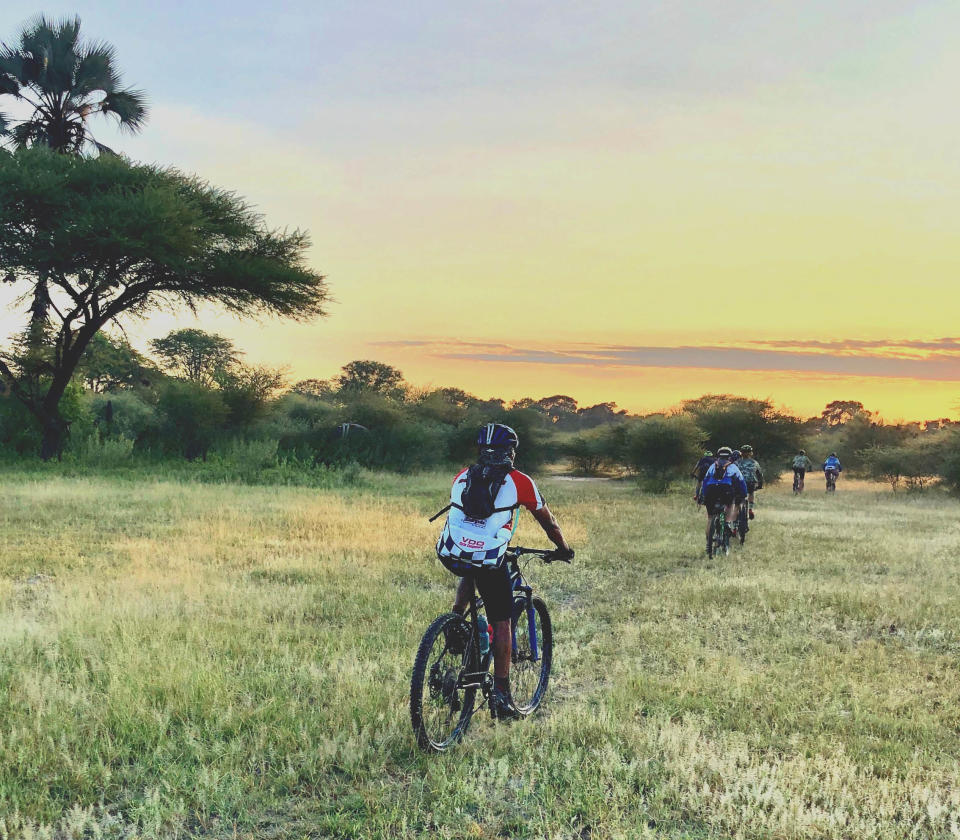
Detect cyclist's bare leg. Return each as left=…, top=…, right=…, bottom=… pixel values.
left=452, top=576, right=474, bottom=613
left=492, top=620, right=511, bottom=679
left=725, top=502, right=739, bottom=528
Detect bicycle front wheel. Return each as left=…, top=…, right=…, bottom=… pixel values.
left=510, top=596, right=552, bottom=714
left=410, top=612, right=477, bottom=752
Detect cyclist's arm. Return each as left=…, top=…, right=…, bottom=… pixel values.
left=532, top=505, right=571, bottom=553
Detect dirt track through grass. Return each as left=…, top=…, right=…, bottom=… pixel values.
left=1, top=472, right=960, bottom=838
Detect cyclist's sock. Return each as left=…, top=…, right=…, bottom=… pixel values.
left=493, top=675, right=509, bottom=694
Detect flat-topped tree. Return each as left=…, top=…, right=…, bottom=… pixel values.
left=0, top=148, right=329, bottom=458
left=150, top=328, right=239, bottom=386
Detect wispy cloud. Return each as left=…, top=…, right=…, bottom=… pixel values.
left=371, top=338, right=960, bottom=381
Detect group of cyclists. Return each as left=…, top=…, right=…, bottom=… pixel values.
left=691, top=445, right=762, bottom=553
left=691, top=446, right=842, bottom=554
left=427, top=422, right=844, bottom=725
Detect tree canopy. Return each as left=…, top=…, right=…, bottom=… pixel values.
left=150, top=329, right=238, bottom=385
left=336, top=360, right=406, bottom=397
left=0, top=148, right=329, bottom=457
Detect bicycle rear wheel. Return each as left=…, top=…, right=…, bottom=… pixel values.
left=738, top=504, right=748, bottom=545
left=510, top=596, right=552, bottom=714
left=708, top=512, right=726, bottom=558
left=410, top=613, right=478, bottom=752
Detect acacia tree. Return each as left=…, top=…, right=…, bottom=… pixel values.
left=820, top=400, right=868, bottom=428
left=0, top=148, right=329, bottom=458
left=150, top=328, right=238, bottom=385
left=336, top=360, right=406, bottom=398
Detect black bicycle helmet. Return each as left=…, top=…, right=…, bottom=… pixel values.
left=476, top=423, right=519, bottom=466
left=477, top=423, right=519, bottom=449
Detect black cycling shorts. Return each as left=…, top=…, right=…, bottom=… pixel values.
left=746, top=480, right=758, bottom=493
left=703, top=483, right=735, bottom=513
left=439, top=557, right=513, bottom=622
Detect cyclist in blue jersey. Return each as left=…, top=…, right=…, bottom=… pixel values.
left=698, top=447, right=749, bottom=553
left=823, top=452, right=842, bottom=491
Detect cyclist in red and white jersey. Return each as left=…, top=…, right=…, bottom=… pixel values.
left=436, top=423, right=573, bottom=720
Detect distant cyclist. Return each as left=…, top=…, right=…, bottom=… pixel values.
left=738, top=444, right=764, bottom=519
left=435, top=423, right=573, bottom=720
left=691, top=450, right=714, bottom=502
left=792, top=450, right=813, bottom=493
left=823, top=452, right=842, bottom=492
left=698, top=446, right=748, bottom=554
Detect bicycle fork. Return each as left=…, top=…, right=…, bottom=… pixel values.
left=511, top=582, right=540, bottom=662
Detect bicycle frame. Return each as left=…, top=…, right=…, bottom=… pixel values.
left=468, top=552, right=542, bottom=670
left=457, top=595, right=491, bottom=692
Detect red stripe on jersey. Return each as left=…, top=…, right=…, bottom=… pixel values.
left=509, top=470, right=544, bottom=511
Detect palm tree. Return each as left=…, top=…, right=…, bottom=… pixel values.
left=0, top=15, right=147, bottom=155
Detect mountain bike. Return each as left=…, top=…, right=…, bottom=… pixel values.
left=793, top=469, right=805, bottom=494
left=410, top=547, right=568, bottom=752
left=825, top=468, right=839, bottom=493
left=707, top=506, right=730, bottom=558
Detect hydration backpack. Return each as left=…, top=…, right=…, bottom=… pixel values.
left=460, top=463, right=513, bottom=519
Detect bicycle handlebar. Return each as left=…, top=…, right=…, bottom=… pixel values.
left=509, top=546, right=572, bottom=564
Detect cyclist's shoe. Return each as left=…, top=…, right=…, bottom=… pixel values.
left=490, top=688, right=522, bottom=722
left=749, top=509, right=755, bottom=520
left=443, top=621, right=469, bottom=656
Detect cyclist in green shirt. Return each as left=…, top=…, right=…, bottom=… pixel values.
left=738, top=444, right=764, bottom=519
left=792, top=450, right=813, bottom=493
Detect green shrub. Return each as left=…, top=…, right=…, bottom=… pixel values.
left=155, top=381, right=228, bottom=460
left=565, top=432, right=611, bottom=476
left=620, top=413, right=702, bottom=492
left=88, top=390, right=160, bottom=448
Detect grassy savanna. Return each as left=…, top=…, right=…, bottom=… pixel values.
left=2, top=471, right=960, bottom=838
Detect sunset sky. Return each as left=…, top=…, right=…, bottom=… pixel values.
left=3, top=1, right=960, bottom=420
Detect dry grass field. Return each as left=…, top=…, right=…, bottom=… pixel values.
left=1, top=470, right=960, bottom=838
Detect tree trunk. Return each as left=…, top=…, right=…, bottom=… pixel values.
left=33, top=323, right=102, bottom=460
left=39, top=417, right=67, bottom=461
